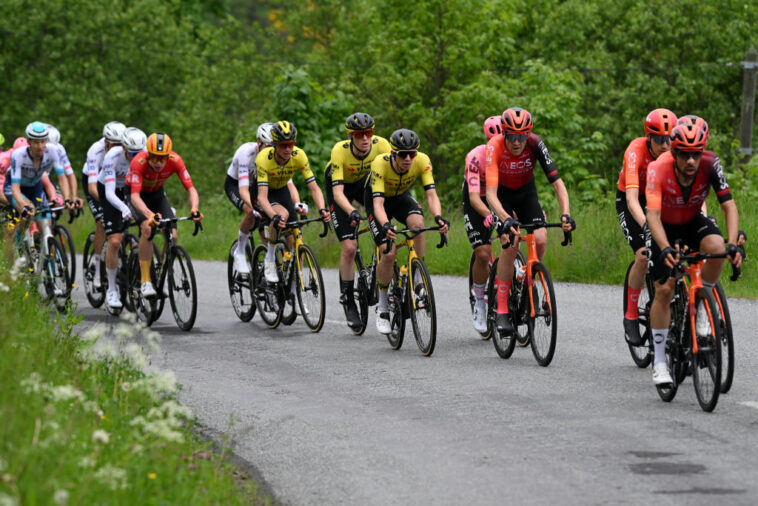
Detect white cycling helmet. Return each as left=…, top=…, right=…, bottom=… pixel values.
left=256, top=122, right=275, bottom=144
left=46, top=124, right=61, bottom=145
left=25, top=121, right=49, bottom=140
left=103, top=121, right=126, bottom=142
left=121, top=127, right=147, bottom=152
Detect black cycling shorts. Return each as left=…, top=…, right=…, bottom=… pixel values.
left=364, top=184, right=423, bottom=246
left=129, top=188, right=176, bottom=229
left=325, top=167, right=368, bottom=241
left=264, top=185, right=297, bottom=223
left=82, top=172, right=103, bottom=221
left=495, top=179, right=545, bottom=232
left=225, top=174, right=259, bottom=212
left=616, top=189, right=646, bottom=253
left=462, top=180, right=490, bottom=249
left=98, top=182, right=129, bottom=236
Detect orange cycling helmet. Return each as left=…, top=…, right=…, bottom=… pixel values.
left=676, top=114, right=709, bottom=140
left=670, top=124, right=707, bottom=152
left=501, top=107, right=533, bottom=134
left=146, top=133, right=172, bottom=156
left=644, top=108, right=677, bottom=136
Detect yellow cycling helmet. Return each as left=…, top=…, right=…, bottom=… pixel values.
left=146, top=133, right=172, bottom=156
left=271, top=121, right=297, bottom=143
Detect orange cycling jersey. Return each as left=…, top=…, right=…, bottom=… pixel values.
left=617, top=137, right=656, bottom=193
left=485, top=133, right=560, bottom=190
left=128, top=152, right=194, bottom=194
left=646, top=150, right=732, bottom=225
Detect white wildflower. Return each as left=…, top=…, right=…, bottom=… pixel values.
left=124, top=343, right=147, bottom=370
left=120, top=312, right=136, bottom=324
left=53, top=489, right=69, bottom=506
left=92, top=429, right=110, bottom=444
left=93, top=464, right=128, bottom=491
left=0, top=282, right=9, bottom=292
left=78, top=456, right=95, bottom=468
left=115, top=323, right=136, bottom=343
left=50, top=385, right=85, bottom=403
left=9, top=256, right=25, bottom=280
left=131, top=417, right=184, bottom=443
left=20, top=372, right=44, bottom=394
left=0, top=492, right=18, bottom=506
left=121, top=381, right=132, bottom=393
left=81, top=324, right=105, bottom=345
left=82, top=401, right=100, bottom=414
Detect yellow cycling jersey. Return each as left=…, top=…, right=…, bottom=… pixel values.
left=370, top=152, right=435, bottom=198
left=256, top=146, right=315, bottom=190
left=327, top=135, right=391, bottom=185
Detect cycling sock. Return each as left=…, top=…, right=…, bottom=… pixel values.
left=377, top=281, right=389, bottom=310
left=652, top=328, right=669, bottom=366
left=93, top=254, right=101, bottom=277
left=473, top=283, right=486, bottom=302
left=496, top=279, right=511, bottom=314
left=236, top=231, right=250, bottom=255
left=625, top=287, right=641, bottom=319
left=265, top=244, right=276, bottom=263
left=140, top=260, right=152, bottom=284
left=106, top=267, right=117, bottom=291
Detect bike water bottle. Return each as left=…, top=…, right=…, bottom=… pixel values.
left=515, top=264, right=526, bottom=283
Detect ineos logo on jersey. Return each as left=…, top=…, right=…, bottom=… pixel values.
left=628, top=152, right=638, bottom=169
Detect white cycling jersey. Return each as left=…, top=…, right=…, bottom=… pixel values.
left=84, top=138, right=107, bottom=184
left=48, top=142, right=73, bottom=177
left=9, top=145, right=64, bottom=187
left=227, top=142, right=259, bottom=188
left=98, top=145, right=136, bottom=216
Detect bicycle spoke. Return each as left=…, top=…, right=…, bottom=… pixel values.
left=168, top=246, right=197, bottom=331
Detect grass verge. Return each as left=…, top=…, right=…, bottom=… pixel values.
left=0, top=240, right=272, bottom=505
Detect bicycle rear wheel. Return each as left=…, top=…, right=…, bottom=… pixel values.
left=227, top=240, right=256, bottom=322
left=409, top=257, right=436, bottom=356
left=712, top=283, right=734, bottom=394
left=83, top=232, right=106, bottom=308
left=528, top=262, right=557, bottom=367
left=43, top=236, right=70, bottom=312
left=490, top=257, right=516, bottom=359
left=54, top=224, right=75, bottom=289
left=296, top=244, right=326, bottom=332
left=278, top=245, right=298, bottom=326
left=469, top=250, right=492, bottom=340
left=168, top=245, right=198, bottom=331
left=252, top=244, right=283, bottom=328
left=623, top=261, right=654, bottom=368
left=127, top=249, right=157, bottom=325
left=386, top=264, right=405, bottom=350
left=692, top=288, right=722, bottom=412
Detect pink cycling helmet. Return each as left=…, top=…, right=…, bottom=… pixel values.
left=13, top=137, right=29, bottom=150
left=483, top=116, right=502, bottom=140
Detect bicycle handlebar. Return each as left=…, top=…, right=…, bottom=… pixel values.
left=148, top=216, right=204, bottom=241
left=506, top=221, right=573, bottom=247
left=382, top=224, right=448, bottom=254
left=67, top=207, right=83, bottom=224
left=671, top=242, right=742, bottom=282
left=283, top=215, right=330, bottom=238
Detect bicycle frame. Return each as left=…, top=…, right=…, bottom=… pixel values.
left=272, top=217, right=328, bottom=294
left=149, top=216, right=202, bottom=296
left=386, top=226, right=447, bottom=312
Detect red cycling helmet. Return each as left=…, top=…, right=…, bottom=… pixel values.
left=483, top=116, right=502, bottom=140
left=676, top=114, right=709, bottom=140
left=670, top=124, right=707, bottom=152
left=501, top=107, right=533, bottom=134
left=644, top=108, right=677, bottom=136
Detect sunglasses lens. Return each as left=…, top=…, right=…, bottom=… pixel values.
left=397, top=150, right=417, bottom=159
left=278, top=142, right=294, bottom=148
left=353, top=129, right=373, bottom=139
left=652, top=134, right=670, bottom=144
left=506, top=133, right=527, bottom=143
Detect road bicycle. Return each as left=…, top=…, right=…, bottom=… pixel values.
left=227, top=238, right=256, bottom=322
left=341, top=219, right=378, bottom=336
left=50, top=206, right=81, bottom=289
left=383, top=225, right=447, bottom=357
left=491, top=222, right=572, bottom=366
left=252, top=217, right=328, bottom=332
left=655, top=249, right=740, bottom=412
left=127, top=216, right=202, bottom=330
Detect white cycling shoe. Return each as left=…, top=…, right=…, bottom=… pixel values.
left=652, top=363, right=673, bottom=386
left=233, top=253, right=250, bottom=275
left=264, top=261, right=278, bottom=282
left=375, top=307, right=391, bottom=334
left=141, top=281, right=157, bottom=299
left=472, top=301, right=488, bottom=334
left=106, top=290, right=123, bottom=309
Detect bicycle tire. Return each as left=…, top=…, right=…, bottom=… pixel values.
left=54, top=224, right=76, bottom=289
left=528, top=262, right=558, bottom=367
left=656, top=281, right=686, bottom=403
left=386, top=263, right=405, bottom=350
left=409, top=257, right=436, bottom=356
left=167, top=245, right=198, bottom=331
left=83, top=232, right=106, bottom=308
left=513, top=249, right=530, bottom=347
left=490, top=258, right=516, bottom=359
left=227, top=240, right=256, bottom=322
left=691, top=288, right=722, bottom=412
left=469, top=250, right=492, bottom=340
left=712, top=282, right=734, bottom=394
left=278, top=244, right=298, bottom=326
left=43, top=236, right=70, bottom=312
left=344, top=257, right=368, bottom=335
left=295, top=244, right=326, bottom=332
left=252, top=244, right=283, bottom=328
left=126, top=249, right=157, bottom=325
left=623, top=261, right=654, bottom=368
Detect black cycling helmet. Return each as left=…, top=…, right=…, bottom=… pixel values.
left=345, top=112, right=375, bottom=133
left=271, top=121, right=297, bottom=143
left=389, top=128, right=420, bottom=151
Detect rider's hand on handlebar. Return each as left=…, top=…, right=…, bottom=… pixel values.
left=190, top=209, right=204, bottom=222
left=726, top=243, right=744, bottom=268
left=561, top=213, right=576, bottom=232
left=660, top=246, right=680, bottom=270
left=434, top=215, right=450, bottom=234
left=148, top=213, right=162, bottom=227
left=349, top=209, right=362, bottom=228
left=295, top=202, right=309, bottom=215
left=21, top=205, right=34, bottom=219
left=121, top=208, right=132, bottom=220
left=382, top=221, right=396, bottom=241
left=483, top=213, right=495, bottom=229
left=497, top=217, right=519, bottom=242
left=272, top=214, right=285, bottom=228
left=319, top=208, right=331, bottom=223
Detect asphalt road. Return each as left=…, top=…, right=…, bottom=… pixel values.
left=72, top=258, right=758, bottom=505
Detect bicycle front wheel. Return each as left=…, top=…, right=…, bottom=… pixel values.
left=386, top=264, right=405, bottom=350
left=712, top=283, right=734, bottom=394
left=228, top=240, right=256, bottom=322
left=43, top=236, right=71, bottom=311
left=295, top=244, right=326, bottom=332
left=528, top=262, right=557, bottom=367
left=490, top=257, right=516, bottom=359
left=252, top=244, right=283, bottom=328
left=623, top=261, right=654, bottom=368
left=83, top=232, right=105, bottom=308
left=409, top=257, right=436, bottom=356
left=168, top=245, right=198, bottom=331
left=692, top=288, right=722, bottom=412
left=54, top=224, right=76, bottom=289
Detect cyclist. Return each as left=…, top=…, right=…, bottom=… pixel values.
left=365, top=128, right=449, bottom=335
left=0, top=137, right=29, bottom=207
left=84, top=121, right=127, bottom=288
left=466, top=115, right=502, bottom=333
left=129, top=132, right=202, bottom=298
left=325, top=112, right=391, bottom=330
left=484, top=107, right=574, bottom=337
left=46, top=124, right=83, bottom=211
left=616, top=108, right=677, bottom=346
left=98, top=127, right=147, bottom=309
left=645, top=123, right=743, bottom=386
left=256, top=120, right=330, bottom=285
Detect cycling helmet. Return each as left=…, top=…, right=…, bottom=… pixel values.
left=483, top=116, right=502, bottom=140
left=25, top=121, right=49, bottom=140
left=103, top=121, right=126, bottom=142
left=644, top=108, right=677, bottom=136
left=345, top=112, right=375, bottom=133
left=501, top=107, right=533, bottom=134
left=0, top=133, right=4, bottom=147
left=46, top=124, right=61, bottom=145
left=670, top=124, right=707, bottom=152
left=271, top=121, right=297, bottom=143
left=146, top=133, right=172, bottom=156
left=676, top=114, right=709, bottom=139
left=256, top=122, right=275, bottom=144
left=13, top=137, right=29, bottom=150
left=122, top=127, right=147, bottom=152
left=389, top=128, right=420, bottom=151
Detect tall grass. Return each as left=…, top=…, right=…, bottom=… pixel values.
left=0, top=241, right=269, bottom=505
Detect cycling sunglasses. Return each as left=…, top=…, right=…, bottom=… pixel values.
left=127, top=151, right=141, bottom=157
left=351, top=129, right=373, bottom=139
left=650, top=134, right=671, bottom=145
left=505, top=133, right=527, bottom=143
left=674, top=149, right=702, bottom=160
left=395, top=150, right=417, bottom=160
left=276, top=141, right=295, bottom=149
left=148, top=154, right=169, bottom=163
